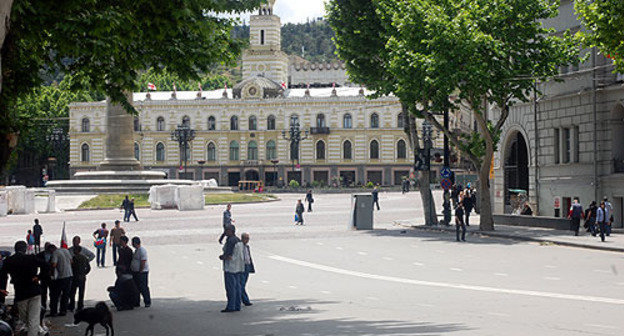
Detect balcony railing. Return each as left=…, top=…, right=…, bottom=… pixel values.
left=614, top=159, right=624, bottom=174
left=310, top=127, right=330, bottom=135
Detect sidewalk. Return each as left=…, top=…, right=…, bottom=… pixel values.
left=397, top=221, right=624, bottom=253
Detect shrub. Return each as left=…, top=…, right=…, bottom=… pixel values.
left=366, top=181, right=374, bottom=188
left=289, top=180, right=300, bottom=188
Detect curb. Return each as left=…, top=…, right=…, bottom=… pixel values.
left=404, top=224, right=624, bottom=253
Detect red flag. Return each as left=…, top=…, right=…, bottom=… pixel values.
left=281, top=81, right=287, bottom=90
left=147, top=83, right=157, bottom=91
left=60, top=222, right=68, bottom=249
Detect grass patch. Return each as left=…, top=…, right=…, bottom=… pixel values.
left=205, top=193, right=277, bottom=205
left=79, top=194, right=149, bottom=209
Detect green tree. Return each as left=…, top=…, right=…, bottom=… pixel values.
left=0, top=0, right=262, bottom=174
left=576, top=0, right=624, bottom=72
left=375, top=0, right=577, bottom=230
left=326, top=0, right=439, bottom=226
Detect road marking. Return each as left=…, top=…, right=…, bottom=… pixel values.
left=584, top=324, right=619, bottom=330
left=320, top=290, right=331, bottom=294
left=545, top=265, right=557, bottom=269
left=335, top=247, right=344, bottom=250
left=544, top=277, right=561, bottom=281
left=417, top=303, right=434, bottom=308
left=382, top=257, right=394, bottom=261
left=593, top=269, right=611, bottom=274
left=288, top=285, right=298, bottom=289
left=494, top=273, right=508, bottom=277
left=365, top=296, right=380, bottom=301
left=316, top=242, right=324, bottom=246
left=196, top=261, right=204, bottom=265
left=268, top=255, right=624, bottom=306
left=261, top=280, right=270, bottom=284
left=450, top=268, right=463, bottom=272
left=413, top=262, right=424, bottom=266
left=488, top=312, right=510, bottom=317
left=357, top=252, right=368, bottom=256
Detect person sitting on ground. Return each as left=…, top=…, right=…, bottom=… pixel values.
left=107, top=266, right=139, bottom=311
left=520, top=202, right=533, bottom=216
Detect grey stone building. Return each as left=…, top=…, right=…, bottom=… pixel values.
left=492, top=0, right=624, bottom=228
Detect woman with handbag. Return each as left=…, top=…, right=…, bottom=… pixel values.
left=295, top=200, right=305, bottom=225
left=93, top=223, right=109, bottom=267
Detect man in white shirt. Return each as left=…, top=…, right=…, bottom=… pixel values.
left=219, top=226, right=244, bottom=313
left=49, top=245, right=73, bottom=316
left=130, top=237, right=151, bottom=308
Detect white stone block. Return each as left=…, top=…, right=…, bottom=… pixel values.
left=45, top=190, right=56, bottom=213
left=0, top=191, right=7, bottom=217
left=149, top=185, right=178, bottom=210
left=201, top=179, right=219, bottom=188
left=7, top=186, right=27, bottom=214
left=175, top=185, right=204, bottom=211
left=24, top=190, right=36, bottom=214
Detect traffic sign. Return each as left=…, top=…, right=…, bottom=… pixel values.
left=440, top=166, right=452, bottom=179
left=440, top=178, right=452, bottom=190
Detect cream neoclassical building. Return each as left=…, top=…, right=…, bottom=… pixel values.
left=68, top=0, right=457, bottom=187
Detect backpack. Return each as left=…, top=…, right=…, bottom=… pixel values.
left=72, top=253, right=91, bottom=276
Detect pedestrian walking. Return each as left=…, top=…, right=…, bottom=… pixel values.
left=130, top=237, right=151, bottom=308
left=26, top=230, right=35, bottom=254
left=219, top=225, right=244, bottom=313
left=93, top=223, right=109, bottom=267
left=295, top=200, right=305, bottom=225
left=596, top=201, right=608, bottom=242
left=604, top=197, right=614, bottom=236
left=49, top=244, right=73, bottom=317
left=372, top=186, right=380, bottom=211
left=584, top=201, right=598, bottom=236
left=567, top=197, right=584, bottom=236
left=68, top=245, right=91, bottom=312
left=463, top=188, right=474, bottom=226
left=305, top=190, right=314, bottom=212
left=117, top=236, right=133, bottom=273
left=128, top=198, right=139, bottom=222
left=0, top=241, right=45, bottom=336
left=219, top=204, right=235, bottom=244
left=455, top=192, right=466, bottom=242
left=240, top=232, right=255, bottom=307
left=110, top=220, right=126, bottom=266
left=121, top=195, right=131, bottom=222
left=32, top=219, right=43, bottom=254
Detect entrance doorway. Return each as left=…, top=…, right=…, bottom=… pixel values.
left=367, top=171, right=383, bottom=186
left=245, top=170, right=260, bottom=181
left=612, top=104, right=624, bottom=173
left=614, top=197, right=623, bottom=228
left=504, top=132, right=529, bottom=213
left=228, top=172, right=241, bottom=187
left=313, top=171, right=329, bottom=186
left=340, top=171, right=356, bottom=187
left=287, top=171, right=302, bottom=185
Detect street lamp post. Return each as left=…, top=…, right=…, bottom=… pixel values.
left=281, top=115, right=308, bottom=185
left=171, top=124, right=196, bottom=179
left=422, top=121, right=434, bottom=225
left=442, top=110, right=452, bottom=225
left=45, top=127, right=69, bottom=180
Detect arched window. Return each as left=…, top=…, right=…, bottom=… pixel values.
left=397, top=139, right=407, bottom=159
left=207, top=142, right=216, bottom=161
left=207, top=116, right=216, bottom=131
left=182, top=116, right=191, bottom=127
left=230, top=116, right=239, bottom=131
left=266, top=140, right=277, bottom=160
left=156, top=117, right=165, bottom=131
left=261, top=30, right=265, bottom=45
left=81, top=118, right=90, bottom=132
left=370, top=113, right=379, bottom=129
left=316, top=140, right=326, bottom=160
left=397, top=113, right=404, bottom=129
left=81, top=143, right=90, bottom=162
left=229, top=141, right=239, bottom=161
left=370, top=140, right=380, bottom=159
left=343, top=140, right=352, bottom=160
left=343, top=114, right=352, bottom=129
left=267, top=115, right=276, bottom=130
left=133, top=117, right=141, bottom=132
left=316, top=114, right=326, bottom=128
left=134, top=143, right=140, bottom=160
left=248, top=141, right=258, bottom=160
left=156, top=143, right=166, bottom=162
left=249, top=116, right=257, bottom=131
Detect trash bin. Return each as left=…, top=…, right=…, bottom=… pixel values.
left=350, top=194, right=374, bottom=230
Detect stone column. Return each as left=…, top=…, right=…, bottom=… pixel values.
left=99, top=93, right=141, bottom=171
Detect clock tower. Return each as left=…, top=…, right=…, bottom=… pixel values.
left=242, top=0, right=289, bottom=85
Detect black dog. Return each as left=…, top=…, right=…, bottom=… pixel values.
left=73, top=302, right=114, bottom=336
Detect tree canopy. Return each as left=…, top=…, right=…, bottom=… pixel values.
left=575, top=0, right=624, bottom=72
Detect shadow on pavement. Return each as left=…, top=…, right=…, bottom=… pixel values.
left=360, top=226, right=525, bottom=246
left=56, top=298, right=471, bottom=335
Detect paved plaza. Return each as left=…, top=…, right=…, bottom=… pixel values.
left=1, top=191, right=623, bottom=335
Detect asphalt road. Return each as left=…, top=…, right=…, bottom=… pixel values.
left=1, top=191, right=623, bottom=335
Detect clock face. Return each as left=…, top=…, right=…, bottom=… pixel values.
left=257, top=64, right=266, bottom=72
left=249, top=87, right=258, bottom=96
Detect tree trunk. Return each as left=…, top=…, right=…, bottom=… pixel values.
left=403, top=104, right=438, bottom=225
left=0, top=0, right=13, bottom=95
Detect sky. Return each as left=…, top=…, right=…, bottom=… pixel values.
left=237, top=0, right=328, bottom=24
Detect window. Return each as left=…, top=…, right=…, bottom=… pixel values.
left=370, top=140, right=380, bottom=159
left=156, top=143, right=166, bottom=162
left=230, top=116, right=239, bottom=131
left=563, top=127, right=571, bottom=163
left=370, top=113, right=379, bottom=128
left=133, top=117, right=141, bottom=132
left=267, top=115, right=276, bottom=130
left=290, top=114, right=299, bottom=126
left=554, top=128, right=560, bottom=164
left=316, top=114, right=326, bottom=128
left=81, top=118, right=90, bottom=132
left=207, top=142, right=216, bottom=161
left=397, top=139, right=407, bottom=159
left=397, top=113, right=404, bottom=128
left=229, top=141, right=239, bottom=161
left=266, top=140, right=277, bottom=160
left=81, top=143, right=90, bottom=162
left=248, top=141, right=258, bottom=160
left=182, top=116, right=191, bottom=127
left=157, top=117, right=165, bottom=131
left=343, top=140, right=352, bottom=160
left=260, top=30, right=265, bottom=45
left=249, top=116, right=257, bottom=131
left=207, top=116, right=216, bottom=131
left=343, top=114, right=352, bottom=129
left=574, top=126, right=580, bottom=163
left=316, top=140, right=326, bottom=160
left=134, top=143, right=140, bottom=160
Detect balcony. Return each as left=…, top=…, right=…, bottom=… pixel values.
left=614, top=159, right=624, bottom=174
left=310, top=127, right=330, bottom=135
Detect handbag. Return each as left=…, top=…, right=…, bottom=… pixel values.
left=94, top=237, right=106, bottom=248
left=294, top=214, right=299, bottom=222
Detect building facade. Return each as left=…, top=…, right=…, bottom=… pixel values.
left=492, top=0, right=624, bottom=228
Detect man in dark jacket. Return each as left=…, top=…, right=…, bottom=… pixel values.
left=0, top=241, right=44, bottom=336
left=463, top=189, right=474, bottom=226
left=108, top=266, right=140, bottom=311
left=68, top=246, right=90, bottom=311
left=240, top=233, right=255, bottom=306
left=372, top=187, right=380, bottom=211
left=35, top=243, right=53, bottom=310
left=305, top=190, right=314, bottom=212
left=121, top=195, right=131, bottom=222
left=117, top=236, right=134, bottom=273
